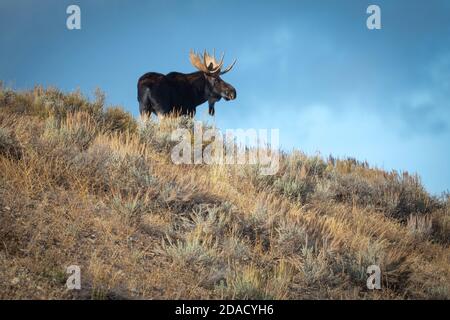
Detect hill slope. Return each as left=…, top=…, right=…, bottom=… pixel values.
left=0, top=85, right=449, bottom=299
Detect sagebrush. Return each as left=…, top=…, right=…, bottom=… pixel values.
left=0, top=86, right=448, bottom=299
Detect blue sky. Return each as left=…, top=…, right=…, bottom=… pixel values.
left=1, top=0, right=449, bottom=194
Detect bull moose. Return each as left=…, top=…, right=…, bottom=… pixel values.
left=137, top=50, right=236, bottom=117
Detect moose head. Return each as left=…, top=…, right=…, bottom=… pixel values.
left=189, top=50, right=237, bottom=115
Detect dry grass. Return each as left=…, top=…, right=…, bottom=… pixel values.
left=0, top=86, right=449, bottom=300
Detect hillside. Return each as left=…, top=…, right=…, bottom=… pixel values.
left=0, top=85, right=449, bottom=299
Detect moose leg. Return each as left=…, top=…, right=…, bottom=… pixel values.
left=138, top=87, right=154, bottom=117
left=139, top=101, right=152, bottom=117
left=208, top=100, right=216, bottom=116
left=187, top=108, right=196, bottom=118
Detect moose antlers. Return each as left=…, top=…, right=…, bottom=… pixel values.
left=189, top=49, right=236, bottom=75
